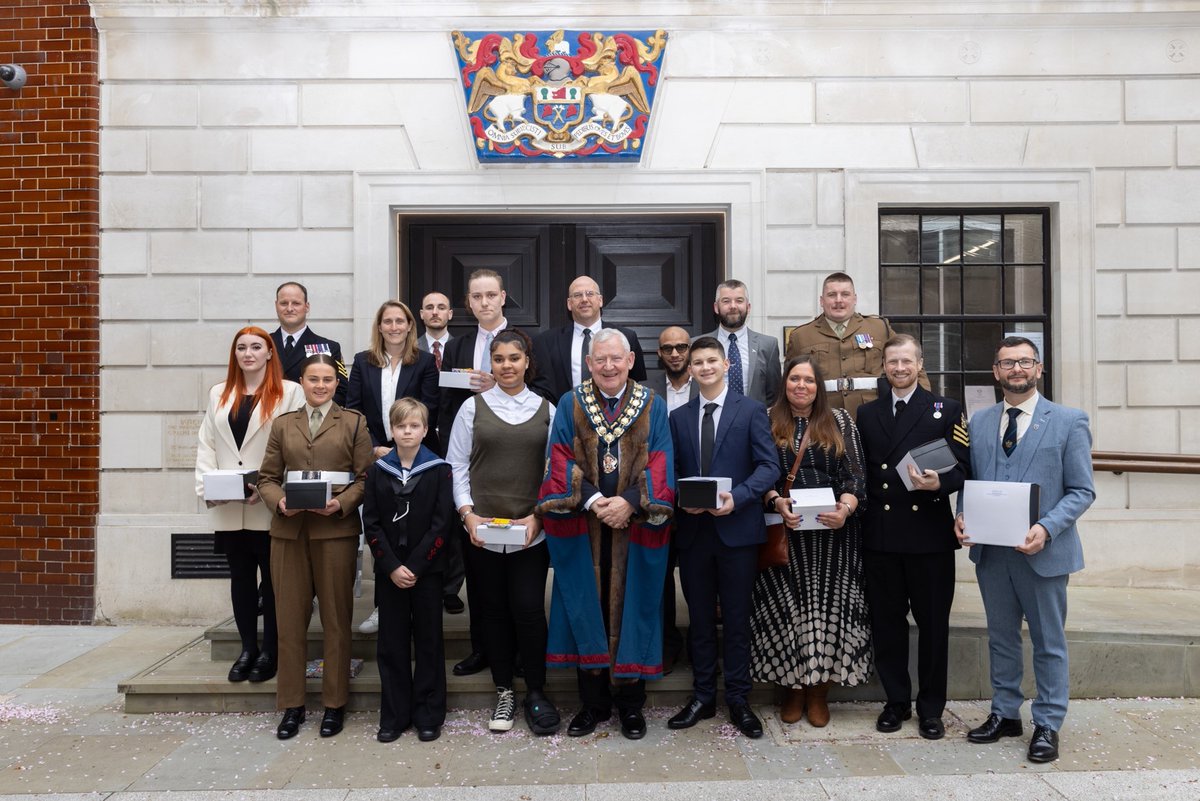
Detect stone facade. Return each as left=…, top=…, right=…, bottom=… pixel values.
left=84, top=1, right=1200, bottom=620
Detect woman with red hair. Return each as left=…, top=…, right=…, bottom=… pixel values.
left=196, top=326, right=305, bottom=683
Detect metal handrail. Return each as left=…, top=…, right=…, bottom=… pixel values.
left=1092, top=451, right=1200, bottom=475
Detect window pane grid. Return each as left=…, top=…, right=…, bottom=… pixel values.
left=880, top=209, right=1051, bottom=406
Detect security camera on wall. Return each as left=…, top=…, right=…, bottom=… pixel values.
left=1, top=65, right=27, bottom=91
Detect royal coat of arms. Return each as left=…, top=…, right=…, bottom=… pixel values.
left=451, top=29, right=667, bottom=161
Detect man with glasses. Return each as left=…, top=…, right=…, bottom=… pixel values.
left=531, top=275, right=647, bottom=403
left=955, top=336, right=1095, bottom=764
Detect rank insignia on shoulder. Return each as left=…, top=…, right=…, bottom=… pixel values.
left=952, top=416, right=970, bottom=447
left=337, top=360, right=349, bottom=379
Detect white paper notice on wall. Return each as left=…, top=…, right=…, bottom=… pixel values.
left=964, top=386, right=996, bottom=421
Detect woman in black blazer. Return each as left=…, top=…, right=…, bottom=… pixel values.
left=346, top=300, right=440, bottom=458
left=346, top=300, right=441, bottom=634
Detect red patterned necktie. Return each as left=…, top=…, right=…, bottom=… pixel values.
left=432, top=340, right=442, bottom=371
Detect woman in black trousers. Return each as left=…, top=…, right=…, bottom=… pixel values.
left=446, top=330, right=560, bottom=735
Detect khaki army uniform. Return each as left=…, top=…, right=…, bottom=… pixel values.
left=785, top=313, right=929, bottom=417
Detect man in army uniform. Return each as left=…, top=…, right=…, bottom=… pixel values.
left=786, top=272, right=927, bottom=416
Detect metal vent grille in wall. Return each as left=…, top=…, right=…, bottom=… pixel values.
left=171, top=533, right=231, bottom=579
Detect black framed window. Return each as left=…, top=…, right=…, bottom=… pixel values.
left=879, top=209, right=1051, bottom=406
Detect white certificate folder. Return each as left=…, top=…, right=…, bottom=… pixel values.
left=962, top=480, right=1041, bottom=547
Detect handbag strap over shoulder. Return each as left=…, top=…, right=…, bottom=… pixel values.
left=783, top=420, right=811, bottom=492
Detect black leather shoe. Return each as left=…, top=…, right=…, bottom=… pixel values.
left=567, top=707, right=610, bottom=737
left=919, top=717, right=945, bottom=740
left=319, top=706, right=345, bottom=738
left=668, top=696, right=716, bottom=729
left=417, top=725, right=441, bottom=742
left=523, top=690, right=561, bottom=736
left=728, top=703, right=764, bottom=739
left=967, top=713, right=1024, bottom=743
left=227, top=650, right=256, bottom=682
left=376, top=727, right=401, bottom=743
left=247, top=652, right=276, bottom=683
left=875, top=704, right=912, bottom=733
left=618, top=708, right=647, bottom=740
left=276, top=706, right=305, bottom=740
left=443, top=594, right=465, bottom=614
left=1027, top=724, right=1059, bottom=763
left=452, top=651, right=488, bottom=676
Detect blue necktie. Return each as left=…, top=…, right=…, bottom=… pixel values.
left=727, top=333, right=744, bottom=396
left=1002, top=408, right=1021, bottom=456
left=479, top=332, right=494, bottom=373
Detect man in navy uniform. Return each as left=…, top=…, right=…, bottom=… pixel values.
left=270, top=281, right=348, bottom=406
left=856, top=333, right=969, bottom=740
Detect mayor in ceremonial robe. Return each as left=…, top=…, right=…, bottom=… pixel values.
left=537, top=328, right=675, bottom=741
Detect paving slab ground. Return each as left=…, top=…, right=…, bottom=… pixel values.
left=1, top=623, right=1199, bottom=800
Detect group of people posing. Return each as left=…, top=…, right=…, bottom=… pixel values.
left=195, top=270, right=1094, bottom=766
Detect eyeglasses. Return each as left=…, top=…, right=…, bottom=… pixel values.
left=995, top=358, right=1039, bottom=370
left=658, top=344, right=689, bottom=354
left=588, top=356, right=627, bottom=367
left=569, top=290, right=600, bottom=301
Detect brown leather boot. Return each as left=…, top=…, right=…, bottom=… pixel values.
left=806, top=681, right=832, bottom=727
left=779, top=687, right=806, bottom=724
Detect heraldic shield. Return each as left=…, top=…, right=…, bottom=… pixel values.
left=452, top=29, right=667, bottom=161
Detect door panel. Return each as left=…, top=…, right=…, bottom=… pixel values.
left=402, top=214, right=723, bottom=364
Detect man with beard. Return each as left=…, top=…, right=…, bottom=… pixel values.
left=786, top=272, right=927, bottom=416
left=956, top=336, right=1094, bottom=765
left=417, top=291, right=454, bottom=366
left=700, top=280, right=780, bottom=407
left=643, top=326, right=697, bottom=672
left=856, top=334, right=970, bottom=741
left=537, top=328, right=675, bottom=740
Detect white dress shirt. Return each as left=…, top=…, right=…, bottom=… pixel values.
left=379, top=356, right=402, bottom=438
left=472, top=319, right=508, bottom=373
left=447, top=385, right=554, bottom=554
left=424, top=332, right=450, bottom=351
left=696, top=385, right=729, bottom=458
left=892, top=386, right=916, bottom=415
left=716, top=327, right=752, bottom=396
left=663, top=376, right=693, bottom=413
left=1000, top=392, right=1040, bottom=446
left=572, top=321, right=603, bottom=387
left=281, top=324, right=308, bottom=348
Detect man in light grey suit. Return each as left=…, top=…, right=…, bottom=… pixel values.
left=701, top=280, right=781, bottom=408
left=956, top=336, right=1095, bottom=765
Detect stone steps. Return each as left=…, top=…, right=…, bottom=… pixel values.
left=119, top=583, right=1200, bottom=713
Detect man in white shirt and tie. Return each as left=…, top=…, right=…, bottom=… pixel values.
left=700, top=279, right=781, bottom=408
left=417, top=291, right=454, bottom=371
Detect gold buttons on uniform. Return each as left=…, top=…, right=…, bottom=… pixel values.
left=881, top=464, right=888, bottom=470
left=882, top=483, right=889, bottom=490
left=912, top=505, right=919, bottom=511
left=884, top=504, right=891, bottom=511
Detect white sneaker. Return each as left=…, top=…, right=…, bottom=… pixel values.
left=489, top=687, right=516, bottom=732
left=358, top=608, right=379, bottom=634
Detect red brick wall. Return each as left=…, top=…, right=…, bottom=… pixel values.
left=0, top=2, right=100, bottom=623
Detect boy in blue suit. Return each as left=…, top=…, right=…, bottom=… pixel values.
left=956, top=336, right=1095, bottom=764
left=667, top=336, right=780, bottom=739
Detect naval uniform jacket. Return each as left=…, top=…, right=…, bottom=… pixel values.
left=270, top=326, right=349, bottom=407
left=855, top=385, right=969, bottom=553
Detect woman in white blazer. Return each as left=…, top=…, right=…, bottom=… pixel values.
left=196, top=326, right=305, bottom=683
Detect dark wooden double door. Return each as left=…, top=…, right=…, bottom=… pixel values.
left=401, top=214, right=724, bottom=357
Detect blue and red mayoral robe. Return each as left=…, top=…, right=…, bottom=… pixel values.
left=537, top=380, right=675, bottom=679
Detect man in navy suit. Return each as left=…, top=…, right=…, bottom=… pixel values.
left=956, top=336, right=1095, bottom=764
left=269, top=281, right=348, bottom=405
left=531, top=275, right=647, bottom=403
left=667, top=336, right=779, bottom=739
left=856, top=334, right=970, bottom=740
